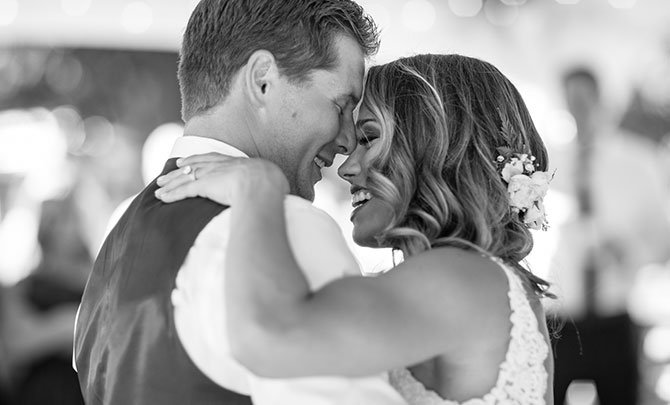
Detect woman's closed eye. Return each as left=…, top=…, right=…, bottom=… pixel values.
left=355, top=117, right=381, bottom=148
left=358, top=132, right=377, bottom=147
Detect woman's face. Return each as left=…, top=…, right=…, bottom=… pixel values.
left=337, top=103, right=394, bottom=247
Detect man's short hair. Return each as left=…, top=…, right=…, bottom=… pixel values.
left=178, top=0, right=379, bottom=121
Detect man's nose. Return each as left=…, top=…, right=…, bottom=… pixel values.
left=335, top=114, right=357, bottom=156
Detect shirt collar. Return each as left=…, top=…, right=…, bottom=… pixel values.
left=169, top=136, right=249, bottom=159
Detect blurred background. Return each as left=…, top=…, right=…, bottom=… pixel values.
left=0, top=0, right=668, bottom=404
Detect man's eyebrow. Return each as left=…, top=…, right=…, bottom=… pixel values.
left=339, top=93, right=359, bottom=106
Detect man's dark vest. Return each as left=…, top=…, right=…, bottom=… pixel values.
left=75, top=159, right=251, bottom=404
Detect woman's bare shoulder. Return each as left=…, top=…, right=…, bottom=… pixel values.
left=397, top=247, right=508, bottom=289
left=390, top=247, right=513, bottom=328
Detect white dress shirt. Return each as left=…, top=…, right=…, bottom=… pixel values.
left=170, top=136, right=406, bottom=404
left=545, top=129, right=670, bottom=318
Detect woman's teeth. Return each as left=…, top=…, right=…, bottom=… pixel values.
left=314, top=157, right=326, bottom=169
left=351, top=189, right=372, bottom=207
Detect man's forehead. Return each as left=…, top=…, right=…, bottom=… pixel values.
left=331, top=34, right=365, bottom=98
left=338, top=66, right=364, bottom=104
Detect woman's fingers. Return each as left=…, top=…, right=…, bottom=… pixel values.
left=156, top=164, right=194, bottom=187
left=156, top=170, right=236, bottom=205
left=156, top=168, right=194, bottom=195
left=183, top=158, right=238, bottom=180
left=155, top=156, right=288, bottom=205
left=176, top=152, right=234, bottom=168
left=156, top=161, right=240, bottom=205
left=157, top=156, right=241, bottom=186
left=155, top=178, right=203, bottom=203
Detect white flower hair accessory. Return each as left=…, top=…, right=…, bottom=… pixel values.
left=495, top=146, right=554, bottom=231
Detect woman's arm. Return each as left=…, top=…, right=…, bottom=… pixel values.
left=156, top=155, right=510, bottom=378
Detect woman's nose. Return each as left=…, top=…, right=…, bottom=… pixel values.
left=338, top=152, right=361, bottom=182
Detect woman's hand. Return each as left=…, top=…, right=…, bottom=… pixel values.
left=155, top=152, right=289, bottom=206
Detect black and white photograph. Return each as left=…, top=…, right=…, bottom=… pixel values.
left=0, top=1, right=669, bottom=404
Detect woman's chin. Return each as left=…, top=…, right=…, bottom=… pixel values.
left=352, top=230, right=382, bottom=249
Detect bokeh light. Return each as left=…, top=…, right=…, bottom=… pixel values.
left=656, top=366, right=670, bottom=402
left=0, top=109, right=66, bottom=175
left=448, top=0, right=483, bottom=18
left=52, top=105, right=85, bottom=152
left=644, top=326, right=670, bottom=363
left=61, top=0, right=91, bottom=17
left=0, top=0, right=18, bottom=26
left=121, top=1, right=153, bottom=34
left=566, top=381, right=598, bottom=405
left=628, top=262, right=670, bottom=326
left=544, top=109, right=578, bottom=146
left=80, top=116, right=116, bottom=157
left=501, top=0, right=527, bottom=5
left=141, top=122, right=182, bottom=184
left=401, top=0, right=436, bottom=32
left=484, top=0, right=519, bottom=27
left=363, top=1, right=392, bottom=31
left=608, top=0, right=637, bottom=9
left=0, top=206, right=38, bottom=284
left=45, top=52, right=84, bottom=95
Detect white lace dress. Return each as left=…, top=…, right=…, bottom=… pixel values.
left=388, top=257, right=549, bottom=405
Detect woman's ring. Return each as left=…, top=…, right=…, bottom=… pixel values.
left=182, top=165, right=197, bottom=181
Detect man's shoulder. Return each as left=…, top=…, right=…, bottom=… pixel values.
left=284, top=195, right=321, bottom=211
left=283, top=195, right=334, bottom=224
left=281, top=195, right=360, bottom=280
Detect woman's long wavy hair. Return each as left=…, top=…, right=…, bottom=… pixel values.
left=362, top=54, right=553, bottom=297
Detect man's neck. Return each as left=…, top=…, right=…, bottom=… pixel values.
left=183, top=102, right=261, bottom=158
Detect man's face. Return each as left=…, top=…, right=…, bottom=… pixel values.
left=262, top=34, right=365, bottom=201
left=565, top=77, right=599, bottom=126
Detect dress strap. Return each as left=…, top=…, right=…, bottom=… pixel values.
left=389, top=255, right=549, bottom=405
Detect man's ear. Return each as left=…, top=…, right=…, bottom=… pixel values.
left=244, top=50, right=279, bottom=108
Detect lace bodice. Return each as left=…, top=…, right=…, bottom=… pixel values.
left=388, top=257, right=549, bottom=405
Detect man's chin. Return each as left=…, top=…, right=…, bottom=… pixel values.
left=292, top=184, right=315, bottom=202
left=299, top=190, right=315, bottom=202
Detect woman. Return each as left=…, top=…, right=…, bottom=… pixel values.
left=157, top=54, right=554, bottom=404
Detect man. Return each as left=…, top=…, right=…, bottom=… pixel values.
left=547, top=67, right=670, bottom=405
left=74, top=0, right=405, bottom=404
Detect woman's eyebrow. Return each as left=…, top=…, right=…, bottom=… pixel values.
left=355, top=118, right=375, bottom=130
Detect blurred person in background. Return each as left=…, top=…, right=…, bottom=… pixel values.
left=1, top=193, right=89, bottom=405
left=0, top=108, right=108, bottom=405
left=547, top=66, right=670, bottom=405
left=74, top=0, right=406, bottom=404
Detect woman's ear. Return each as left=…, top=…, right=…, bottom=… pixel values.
left=243, top=50, right=278, bottom=108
